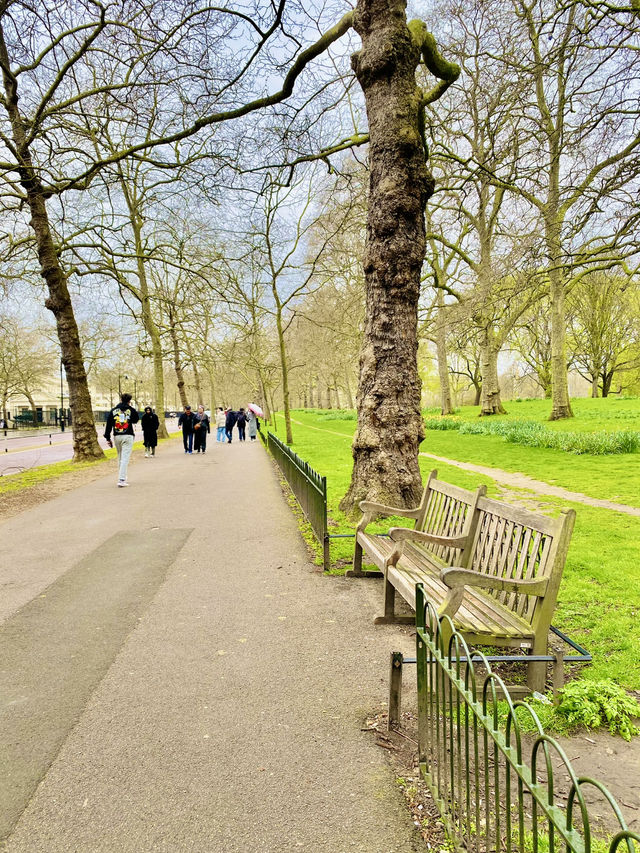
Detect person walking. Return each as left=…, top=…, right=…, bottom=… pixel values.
left=246, top=408, right=259, bottom=441
left=236, top=407, right=247, bottom=442
left=141, top=406, right=159, bottom=457
left=215, top=407, right=226, bottom=442
left=193, top=405, right=210, bottom=453
left=178, top=405, right=196, bottom=453
left=104, top=392, right=139, bottom=487
left=225, top=408, right=237, bottom=444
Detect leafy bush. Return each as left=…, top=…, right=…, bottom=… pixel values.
left=555, top=679, right=640, bottom=741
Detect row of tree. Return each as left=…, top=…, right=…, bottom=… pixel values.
left=2, top=0, right=639, bottom=513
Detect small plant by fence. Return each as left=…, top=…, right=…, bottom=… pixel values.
left=266, top=432, right=330, bottom=570
left=415, top=583, right=639, bottom=853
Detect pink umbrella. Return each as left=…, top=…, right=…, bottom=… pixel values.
left=248, top=403, right=264, bottom=418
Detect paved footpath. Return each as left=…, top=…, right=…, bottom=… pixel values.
left=0, top=437, right=420, bottom=852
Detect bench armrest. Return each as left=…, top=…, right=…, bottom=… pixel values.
left=388, top=528, right=468, bottom=549
left=440, top=567, right=549, bottom=597
left=357, top=501, right=421, bottom=534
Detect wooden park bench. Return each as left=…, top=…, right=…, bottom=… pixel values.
left=351, top=470, right=575, bottom=693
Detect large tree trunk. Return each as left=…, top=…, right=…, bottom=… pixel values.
left=479, top=328, right=506, bottom=416
left=0, top=27, right=103, bottom=461
left=185, top=337, right=203, bottom=406
left=129, top=217, right=169, bottom=438
left=549, top=274, right=573, bottom=419
left=341, top=2, right=443, bottom=513
left=344, top=367, right=355, bottom=409
left=274, top=306, right=293, bottom=444
left=435, top=292, right=454, bottom=415
left=168, top=311, right=188, bottom=408
left=544, top=157, right=573, bottom=419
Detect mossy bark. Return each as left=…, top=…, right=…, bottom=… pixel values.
left=341, top=0, right=458, bottom=513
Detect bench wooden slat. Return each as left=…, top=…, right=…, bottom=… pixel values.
left=394, top=544, right=535, bottom=639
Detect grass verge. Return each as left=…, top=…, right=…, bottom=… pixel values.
left=271, top=409, right=640, bottom=689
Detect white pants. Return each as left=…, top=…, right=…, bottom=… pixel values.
left=114, top=434, right=134, bottom=482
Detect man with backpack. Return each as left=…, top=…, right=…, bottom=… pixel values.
left=104, top=392, right=139, bottom=487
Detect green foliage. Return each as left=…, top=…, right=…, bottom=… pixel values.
left=555, top=679, right=640, bottom=741
left=495, top=680, right=640, bottom=741
left=422, top=417, right=462, bottom=431
left=423, top=416, right=640, bottom=455
left=315, top=411, right=357, bottom=421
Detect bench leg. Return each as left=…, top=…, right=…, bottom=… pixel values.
left=527, top=639, right=548, bottom=694
left=353, top=540, right=363, bottom=573
left=374, top=579, right=414, bottom=625
left=345, top=541, right=383, bottom=578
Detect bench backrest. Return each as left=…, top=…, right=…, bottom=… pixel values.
left=416, top=471, right=486, bottom=566
left=467, top=495, right=575, bottom=631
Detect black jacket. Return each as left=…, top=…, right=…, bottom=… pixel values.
left=225, top=410, right=237, bottom=429
left=178, top=411, right=196, bottom=433
left=141, top=412, right=160, bottom=445
left=104, top=404, right=139, bottom=440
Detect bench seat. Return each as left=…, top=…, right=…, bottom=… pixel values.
left=357, top=531, right=536, bottom=644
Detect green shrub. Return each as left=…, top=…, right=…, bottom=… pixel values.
left=556, top=679, right=640, bottom=741
left=423, top=417, right=462, bottom=431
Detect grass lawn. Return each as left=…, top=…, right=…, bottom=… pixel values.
left=271, top=406, right=640, bottom=690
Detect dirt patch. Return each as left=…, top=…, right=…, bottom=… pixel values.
left=542, top=729, right=640, bottom=835
left=0, top=461, right=113, bottom=523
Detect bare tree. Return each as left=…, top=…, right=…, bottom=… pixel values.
left=0, top=1, right=360, bottom=459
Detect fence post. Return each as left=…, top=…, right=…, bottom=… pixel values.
left=388, top=651, right=403, bottom=730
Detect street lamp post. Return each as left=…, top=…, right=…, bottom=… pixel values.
left=59, top=359, right=65, bottom=432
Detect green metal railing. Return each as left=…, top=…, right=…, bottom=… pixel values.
left=267, top=432, right=330, bottom=570
left=415, top=583, right=639, bottom=853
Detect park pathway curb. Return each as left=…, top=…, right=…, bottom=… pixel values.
left=0, top=436, right=420, bottom=852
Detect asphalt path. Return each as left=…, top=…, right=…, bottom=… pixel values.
left=0, top=434, right=419, bottom=852
left=0, top=420, right=181, bottom=476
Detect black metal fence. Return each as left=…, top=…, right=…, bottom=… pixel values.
left=414, top=583, right=639, bottom=853
left=266, top=432, right=330, bottom=570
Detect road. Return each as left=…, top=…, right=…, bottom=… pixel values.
left=0, top=420, right=180, bottom=476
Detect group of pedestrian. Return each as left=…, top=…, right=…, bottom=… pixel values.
left=178, top=404, right=210, bottom=454
left=104, top=393, right=261, bottom=488
left=216, top=406, right=258, bottom=443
